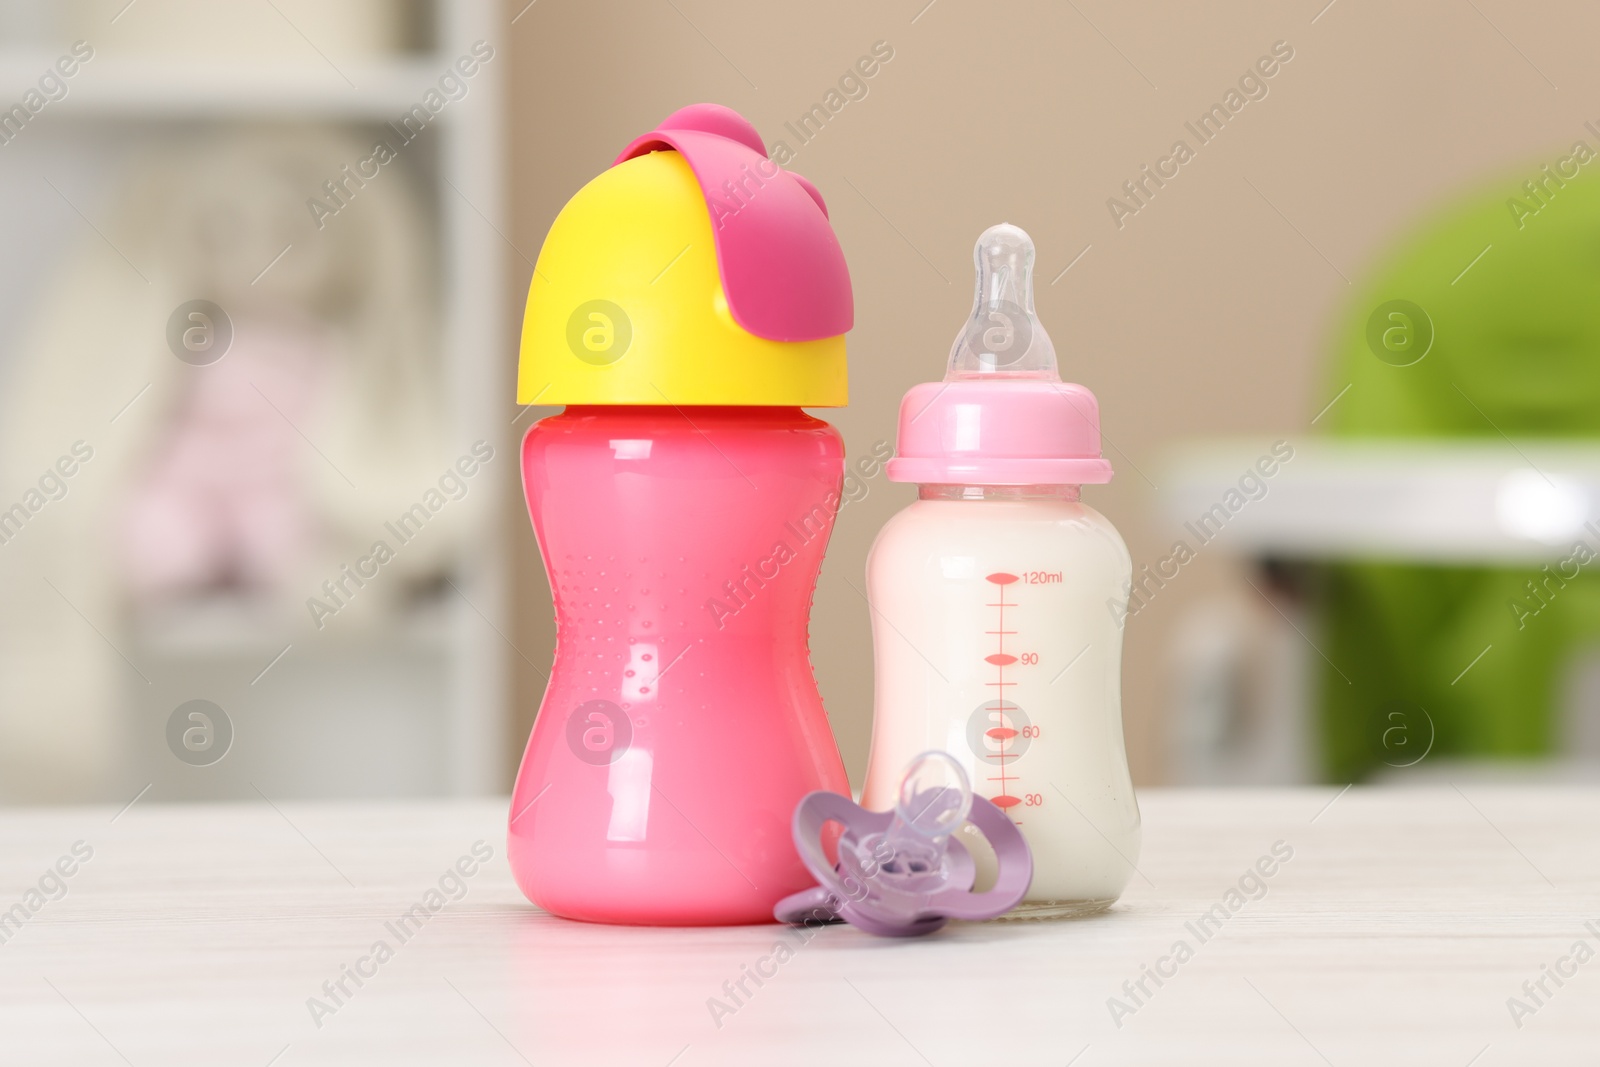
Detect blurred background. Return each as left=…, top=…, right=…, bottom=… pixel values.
left=4, top=0, right=1600, bottom=804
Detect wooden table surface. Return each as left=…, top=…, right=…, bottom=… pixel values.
left=2, top=788, right=1596, bottom=1065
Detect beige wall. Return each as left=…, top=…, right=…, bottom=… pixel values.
left=505, top=0, right=1600, bottom=785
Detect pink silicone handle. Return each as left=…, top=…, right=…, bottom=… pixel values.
left=615, top=104, right=853, bottom=344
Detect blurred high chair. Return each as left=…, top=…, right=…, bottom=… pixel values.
left=1160, top=163, right=1600, bottom=783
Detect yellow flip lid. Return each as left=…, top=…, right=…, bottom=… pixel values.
left=517, top=105, right=851, bottom=407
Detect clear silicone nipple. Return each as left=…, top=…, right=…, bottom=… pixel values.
left=869, top=751, right=973, bottom=878
left=883, top=755, right=966, bottom=863
left=947, top=223, right=1059, bottom=381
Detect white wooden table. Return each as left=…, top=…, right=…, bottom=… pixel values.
left=2, top=788, right=1596, bottom=1065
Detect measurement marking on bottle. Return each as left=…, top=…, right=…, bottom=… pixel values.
left=986, top=573, right=1022, bottom=820
left=967, top=693, right=1036, bottom=824
left=968, top=572, right=1057, bottom=823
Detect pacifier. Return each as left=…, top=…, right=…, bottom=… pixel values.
left=774, top=751, right=1033, bottom=936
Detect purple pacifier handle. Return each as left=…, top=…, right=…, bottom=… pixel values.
left=772, top=885, right=839, bottom=926
left=774, top=786, right=1031, bottom=937
left=926, top=793, right=1033, bottom=921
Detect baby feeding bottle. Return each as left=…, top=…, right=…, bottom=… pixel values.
left=861, top=223, right=1140, bottom=917
left=509, top=104, right=853, bottom=925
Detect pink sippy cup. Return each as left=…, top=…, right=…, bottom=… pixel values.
left=508, top=105, right=854, bottom=925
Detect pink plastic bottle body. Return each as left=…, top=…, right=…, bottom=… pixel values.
left=509, top=405, right=849, bottom=925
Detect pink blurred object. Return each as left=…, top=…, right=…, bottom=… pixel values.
left=120, top=323, right=324, bottom=597
left=508, top=407, right=849, bottom=925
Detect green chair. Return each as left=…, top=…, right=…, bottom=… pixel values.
left=1319, top=159, right=1600, bottom=780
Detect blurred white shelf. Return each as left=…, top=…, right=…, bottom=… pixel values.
left=0, top=52, right=461, bottom=119
left=131, top=595, right=452, bottom=656
left=1161, top=439, right=1600, bottom=564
